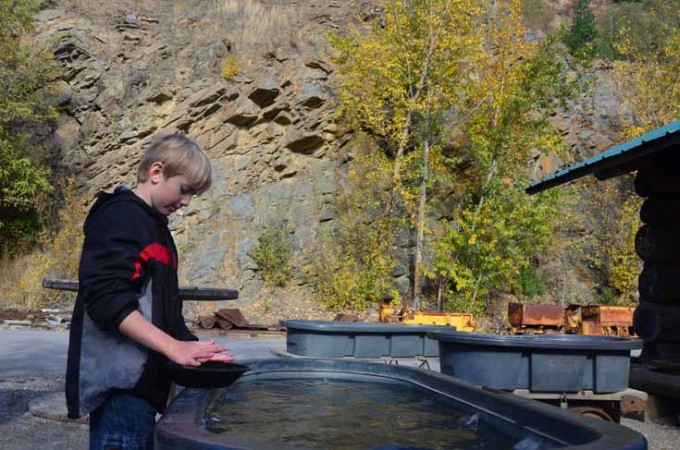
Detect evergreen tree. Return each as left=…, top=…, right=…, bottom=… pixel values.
left=564, top=0, right=597, bottom=55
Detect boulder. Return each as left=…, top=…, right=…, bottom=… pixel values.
left=304, top=58, right=333, bottom=74
left=187, top=84, right=229, bottom=109
left=247, top=79, right=280, bottom=107
left=283, top=130, right=325, bottom=154
left=224, top=96, right=259, bottom=126
left=296, top=83, right=330, bottom=108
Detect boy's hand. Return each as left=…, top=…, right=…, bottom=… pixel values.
left=168, top=340, right=230, bottom=367
left=197, top=352, right=235, bottom=363
left=118, top=312, right=235, bottom=366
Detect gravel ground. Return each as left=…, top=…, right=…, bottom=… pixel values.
left=0, top=377, right=678, bottom=450
left=0, top=414, right=88, bottom=450
left=621, top=418, right=679, bottom=450
left=0, top=377, right=87, bottom=450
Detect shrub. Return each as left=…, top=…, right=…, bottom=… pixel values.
left=0, top=0, right=57, bottom=256
left=596, top=286, right=620, bottom=306
left=220, top=55, right=240, bottom=80
left=572, top=177, right=641, bottom=304
left=2, top=178, right=87, bottom=308
left=305, top=150, right=401, bottom=312
left=307, top=223, right=400, bottom=313
left=249, top=226, right=293, bottom=287
left=517, top=264, right=546, bottom=299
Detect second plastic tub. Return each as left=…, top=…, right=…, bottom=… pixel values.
left=429, top=331, right=643, bottom=393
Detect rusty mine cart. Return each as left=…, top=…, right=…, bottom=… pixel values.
left=378, top=298, right=476, bottom=332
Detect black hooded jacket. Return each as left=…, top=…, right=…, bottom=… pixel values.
left=65, top=188, right=196, bottom=419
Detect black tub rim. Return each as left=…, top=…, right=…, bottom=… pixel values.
left=155, top=358, right=646, bottom=450
left=281, top=319, right=455, bottom=333
left=428, top=330, right=644, bottom=351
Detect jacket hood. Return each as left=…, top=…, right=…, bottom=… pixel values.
left=87, top=187, right=168, bottom=226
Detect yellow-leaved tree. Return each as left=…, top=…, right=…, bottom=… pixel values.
left=330, top=0, right=570, bottom=315
left=434, top=0, right=569, bottom=314
left=613, top=1, right=680, bottom=136
left=331, top=0, right=484, bottom=310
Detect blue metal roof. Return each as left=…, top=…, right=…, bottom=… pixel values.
left=526, top=119, right=680, bottom=195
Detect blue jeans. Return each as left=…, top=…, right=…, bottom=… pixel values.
left=89, top=392, right=157, bottom=450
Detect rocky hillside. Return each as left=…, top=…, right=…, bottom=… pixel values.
left=28, top=0, right=627, bottom=315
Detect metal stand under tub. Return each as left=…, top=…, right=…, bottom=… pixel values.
left=430, top=330, right=646, bottom=422
left=155, top=358, right=646, bottom=450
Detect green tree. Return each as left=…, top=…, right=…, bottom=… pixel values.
left=0, top=0, right=56, bottom=254
left=432, top=187, right=558, bottom=315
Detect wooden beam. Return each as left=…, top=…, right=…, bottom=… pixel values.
left=41, top=278, right=238, bottom=301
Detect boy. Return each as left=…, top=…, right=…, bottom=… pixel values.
left=66, top=134, right=232, bottom=450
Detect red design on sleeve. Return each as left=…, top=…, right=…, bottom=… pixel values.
left=131, top=243, right=177, bottom=280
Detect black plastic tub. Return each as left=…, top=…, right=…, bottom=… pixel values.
left=281, top=319, right=446, bottom=358
left=430, top=331, right=644, bottom=393
left=155, top=358, right=646, bottom=450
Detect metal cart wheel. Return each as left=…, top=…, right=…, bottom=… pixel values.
left=569, top=405, right=617, bottom=422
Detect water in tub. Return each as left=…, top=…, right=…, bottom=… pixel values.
left=205, top=378, right=524, bottom=449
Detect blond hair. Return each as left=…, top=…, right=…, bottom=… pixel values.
left=137, top=134, right=212, bottom=194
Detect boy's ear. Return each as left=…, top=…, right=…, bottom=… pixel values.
left=148, top=162, right=165, bottom=184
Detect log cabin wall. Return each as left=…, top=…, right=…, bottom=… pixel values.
left=633, top=148, right=680, bottom=362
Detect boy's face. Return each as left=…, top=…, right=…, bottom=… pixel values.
left=149, top=167, right=195, bottom=216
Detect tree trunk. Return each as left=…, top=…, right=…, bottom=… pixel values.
left=391, top=110, right=413, bottom=187
left=413, top=138, right=430, bottom=311
left=413, top=83, right=434, bottom=311
left=387, top=24, right=436, bottom=216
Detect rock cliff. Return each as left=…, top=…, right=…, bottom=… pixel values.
left=33, top=1, right=370, bottom=306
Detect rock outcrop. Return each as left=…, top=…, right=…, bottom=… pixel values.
left=33, top=1, right=357, bottom=303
